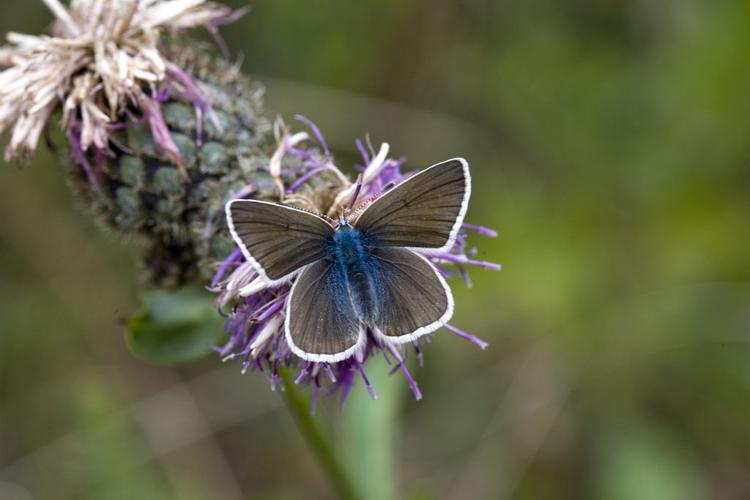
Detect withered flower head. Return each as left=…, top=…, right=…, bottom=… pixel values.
left=0, top=0, right=241, bottom=162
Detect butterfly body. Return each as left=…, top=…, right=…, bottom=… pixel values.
left=226, top=158, right=471, bottom=362
left=329, top=224, right=382, bottom=322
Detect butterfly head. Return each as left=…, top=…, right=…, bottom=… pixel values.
left=335, top=214, right=351, bottom=230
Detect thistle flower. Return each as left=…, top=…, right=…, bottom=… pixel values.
left=212, top=117, right=501, bottom=408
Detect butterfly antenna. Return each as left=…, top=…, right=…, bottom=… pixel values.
left=346, top=173, right=365, bottom=214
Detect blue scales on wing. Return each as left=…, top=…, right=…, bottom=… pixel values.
left=286, top=258, right=364, bottom=361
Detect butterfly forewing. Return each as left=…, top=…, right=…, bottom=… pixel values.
left=354, top=158, right=470, bottom=252
left=286, top=259, right=365, bottom=362
left=226, top=200, right=334, bottom=282
left=367, top=247, right=453, bottom=341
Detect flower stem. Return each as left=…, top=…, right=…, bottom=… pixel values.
left=278, top=366, right=361, bottom=500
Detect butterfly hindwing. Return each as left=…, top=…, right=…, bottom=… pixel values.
left=226, top=199, right=334, bottom=283
left=286, top=258, right=365, bottom=362
left=365, top=247, right=453, bottom=342
left=354, top=158, right=470, bottom=252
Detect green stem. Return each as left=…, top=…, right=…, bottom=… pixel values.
left=278, top=366, right=361, bottom=500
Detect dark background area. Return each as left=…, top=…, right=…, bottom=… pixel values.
left=2, top=1, right=750, bottom=499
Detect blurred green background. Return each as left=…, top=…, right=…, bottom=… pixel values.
left=3, top=1, right=750, bottom=499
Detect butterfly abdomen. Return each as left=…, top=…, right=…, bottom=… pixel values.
left=331, top=226, right=382, bottom=321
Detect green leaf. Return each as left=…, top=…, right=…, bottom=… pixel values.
left=126, top=288, right=226, bottom=365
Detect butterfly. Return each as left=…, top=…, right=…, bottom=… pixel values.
left=225, top=158, right=471, bottom=363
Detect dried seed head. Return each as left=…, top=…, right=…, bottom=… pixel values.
left=0, top=0, right=240, bottom=162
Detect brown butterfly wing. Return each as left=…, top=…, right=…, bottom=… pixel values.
left=285, top=259, right=365, bottom=362
left=354, top=158, right=470, bottom=252
left=226, top=200, right=334, bottom=282
left=366, top=247, right=453, bottom=341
